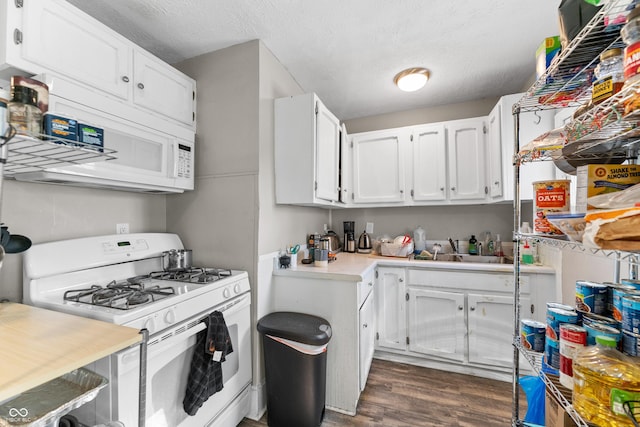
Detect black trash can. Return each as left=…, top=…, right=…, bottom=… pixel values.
left=257, top=312, right=332, bottom=427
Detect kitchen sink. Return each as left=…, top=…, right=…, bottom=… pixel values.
left=415, top=254, right=512, bottom=264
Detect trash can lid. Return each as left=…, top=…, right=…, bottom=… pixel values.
left=257, top=311, right=332, bottom=345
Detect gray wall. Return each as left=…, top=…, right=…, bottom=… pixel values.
left=0, top=180, right=166, bottom=302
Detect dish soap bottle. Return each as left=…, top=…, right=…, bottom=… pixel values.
left=413, top=226, right=426, bottom=254
left=468, top=235, right=478, bottom=255
left=494, top=234, right=504, bottom=257
left=521, top=240, right=534, bottom=264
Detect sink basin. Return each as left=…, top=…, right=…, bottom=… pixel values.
left=455, top=255, right=510, bottom=264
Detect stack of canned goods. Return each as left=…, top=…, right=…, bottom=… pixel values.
left=544, top=303, right=580, bottom=372
left=620, top=279, right=640, bottom=355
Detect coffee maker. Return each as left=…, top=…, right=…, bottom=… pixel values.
left=343, top=221, right=356, bottom=253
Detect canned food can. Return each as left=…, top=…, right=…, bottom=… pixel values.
left=584, top=321, right=622, bottom=346
left=621, top=279, right=640, bottom=289
left=546, top=307, right=580, bottom=341
left=581, top=312, right=620, bottom=329
left=622, top=294, right=640, bottom=334
left=546, top=302, right=576, bottom=312
left=576, top=280, right=608, bottom=314
left=559, top=324, right=587, bottom=389
left=520, top=319, right=546, bottom=352
left=533, top=180, right=570, bottom=235
left=544, top=337, right=560, bottom=370
left=622, top=330, right=640, bottom=356
left=611, top=286, right=640, bottom=322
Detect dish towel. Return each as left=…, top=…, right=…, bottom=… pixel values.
left=183, top=310, right=234, bottom=416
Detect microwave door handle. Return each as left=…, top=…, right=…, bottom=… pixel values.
left=171, top=142, right=179, bottom=178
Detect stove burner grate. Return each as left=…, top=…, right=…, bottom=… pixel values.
left=148, top=267, right=232, bottom=284
left=64, top=281, right=176, bottom=310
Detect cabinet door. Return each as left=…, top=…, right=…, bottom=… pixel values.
left=411, top=124, right=447, bottom=201
left=375, top=267, right=406, bottom=350
left=487, top=103, right=503, bottom=199
left=408, top=288, right=465, bottom=362
left=21, top=0, right=130, bottom=100
left=467, top=293, right=531, bottom=367
left=351, top=129, right=406, bottom=203
left=447, top=118, right=487, bottom=201
left=315, top=100, right=341, bottom=202
left=359, top=291, right=375, bottom=391
left=133, top=49, right=196, bottom=127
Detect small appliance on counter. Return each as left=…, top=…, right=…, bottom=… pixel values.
left=357, top=230, right=372, bottom=254
left=343, top=221, right=356, bottom=253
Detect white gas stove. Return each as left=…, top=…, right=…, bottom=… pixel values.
left=23, top=233, right=252, bottom=427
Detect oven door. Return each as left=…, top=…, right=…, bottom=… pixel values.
left=115, top=293, right=251, bottom=427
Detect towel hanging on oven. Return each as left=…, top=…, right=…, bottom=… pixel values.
left=183, top=310, right=234, bottom=416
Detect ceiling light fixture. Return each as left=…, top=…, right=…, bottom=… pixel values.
left=394, top=67, right=430, bottom=92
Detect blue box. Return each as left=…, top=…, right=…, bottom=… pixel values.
left=43, top=113, right=78, bottom=143
left=78, top=123, right=104, bottom=151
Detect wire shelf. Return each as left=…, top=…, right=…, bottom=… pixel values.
left=1, top=131, right=117, bottom=176
left=516, top=1, right=627, bottom=113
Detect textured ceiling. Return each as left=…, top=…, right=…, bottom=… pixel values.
left=68, top=0, right=560, bottom=120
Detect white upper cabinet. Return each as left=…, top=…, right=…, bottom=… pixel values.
left=274, top=93, right=341, bottom=206
left=447, top=117, right=487, bottom=201
left=492, top=93, right=556, bottom=201
left=351, top=128, right=407, bottom=204
left=0, top=0, right=196, bottom=131
left=411, top=124, right=447, bottom=202
left=21, top=0, right=131, bottom=100
left=132, top=50, right=195, bottom=126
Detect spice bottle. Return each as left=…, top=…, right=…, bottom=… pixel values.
left=8, top=85, right=42, bottom=136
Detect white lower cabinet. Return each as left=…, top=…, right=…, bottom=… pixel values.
left=375, top=266, right=553, bottom=377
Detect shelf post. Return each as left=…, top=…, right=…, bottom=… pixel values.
left=511, top=105, right=522, bottom=425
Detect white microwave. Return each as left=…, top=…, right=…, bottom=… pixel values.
left=13, top=75, right=195, bottom=194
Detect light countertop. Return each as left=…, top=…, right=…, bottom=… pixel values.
left=0, top=302, right=141, bottom=402
left=273, top=252, right=555, bottom=282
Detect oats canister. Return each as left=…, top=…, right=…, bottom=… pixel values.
left=532, top=180, right=570, bottom=235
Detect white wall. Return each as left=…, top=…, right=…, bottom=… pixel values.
left=0, top=180, right=166, bottom=302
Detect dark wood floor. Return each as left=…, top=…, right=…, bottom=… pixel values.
left=239, top=359, right=526, bottom=426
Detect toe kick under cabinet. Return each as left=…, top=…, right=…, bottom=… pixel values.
left=375, top=266, right=555, bottom=380
left=271, top=267, right=375, bottom=416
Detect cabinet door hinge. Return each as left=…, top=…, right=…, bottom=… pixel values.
left=192, top=91, right=196, bottom=100
left=375, top=332, right=379, bottom=340
left=314, top=181, right=318, bottom=191
left=315, top=101, right=318, bottom=115
left=406, top=336, right=410, bottom=345
left=531, top=304, right=535, bottom=314
left=351, top=192, right=354, bottom=200
left=410, top=189, right=414, bottom=197
left=484, top=186, right=488, bottom=194
left=14, top=0, right=23, bottom=8
left=405, top=293, right=409, bottom=301
left=350, top=140, right=353, bottom=149
left=483, top=125, right=487, bottom=134
left=13, top=29, right=22, bottom=45
left=410, top=134, right=414, bottom=142
left=375, top=270, right=378, bottom=279
left=192, top=112, right=195, bottom=122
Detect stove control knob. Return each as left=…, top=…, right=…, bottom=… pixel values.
left=223, top=287, right=231, bottom=299
left=143, top=318, right=155, bottom=335
left=234, top=284, right=241, bottom=294
left=164, top=309, right=176, bottom=324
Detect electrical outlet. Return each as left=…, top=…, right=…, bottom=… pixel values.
left=366, top=222, right=374, bottom=234
left=116, top=223, right=129, bottom=234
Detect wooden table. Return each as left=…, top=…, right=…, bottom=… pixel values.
left=0, top=302, right=141, bottom=402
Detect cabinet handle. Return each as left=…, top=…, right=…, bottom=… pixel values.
left=451, top=187, right=456, bottom=191
left=363, top=323, right=368, bottom=328
left=137, top=82, right=145, bottom=90
left=400, top=190, right=404, bottom=194
left=368, top=282, right=373, bottom=287
left=399, top=278, right=403, bottom=282
left=440, top=187, right=445, bottom=192
left=121, top=76, right=130, bottom=83
left=470, top=306, right=476, bottom=311
left=494, top=181, right=500, bottom=185
left=458, top=305, right=463, bottom=310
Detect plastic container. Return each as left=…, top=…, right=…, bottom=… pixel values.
left=257, top=312, right=332, bottom=427
left=413, top=226, right=426, bottom=253
left=8, top=85, right=42, bottom=136
left=521, top=241, right=534, bottom=264
left=494, top=234, right=504, bottom=257
left=573, top=335, right=640, bottom=426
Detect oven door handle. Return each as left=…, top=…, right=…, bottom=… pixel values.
left=121, top=321, right=207, bottom=364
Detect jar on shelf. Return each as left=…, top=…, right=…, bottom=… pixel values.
left=621, top=5, right=640, bottom=114
left=592, top=48, right=624, bottom=105
left=8, top=85, right=42, bottom=136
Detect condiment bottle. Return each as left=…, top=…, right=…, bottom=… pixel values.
left=592, top=48, right=624, bottom=105
left=468, top=235, right=478, bottom=255
left=621, top=5, right=640, bottom=114
left=8, top=85, right=42, bottom=136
